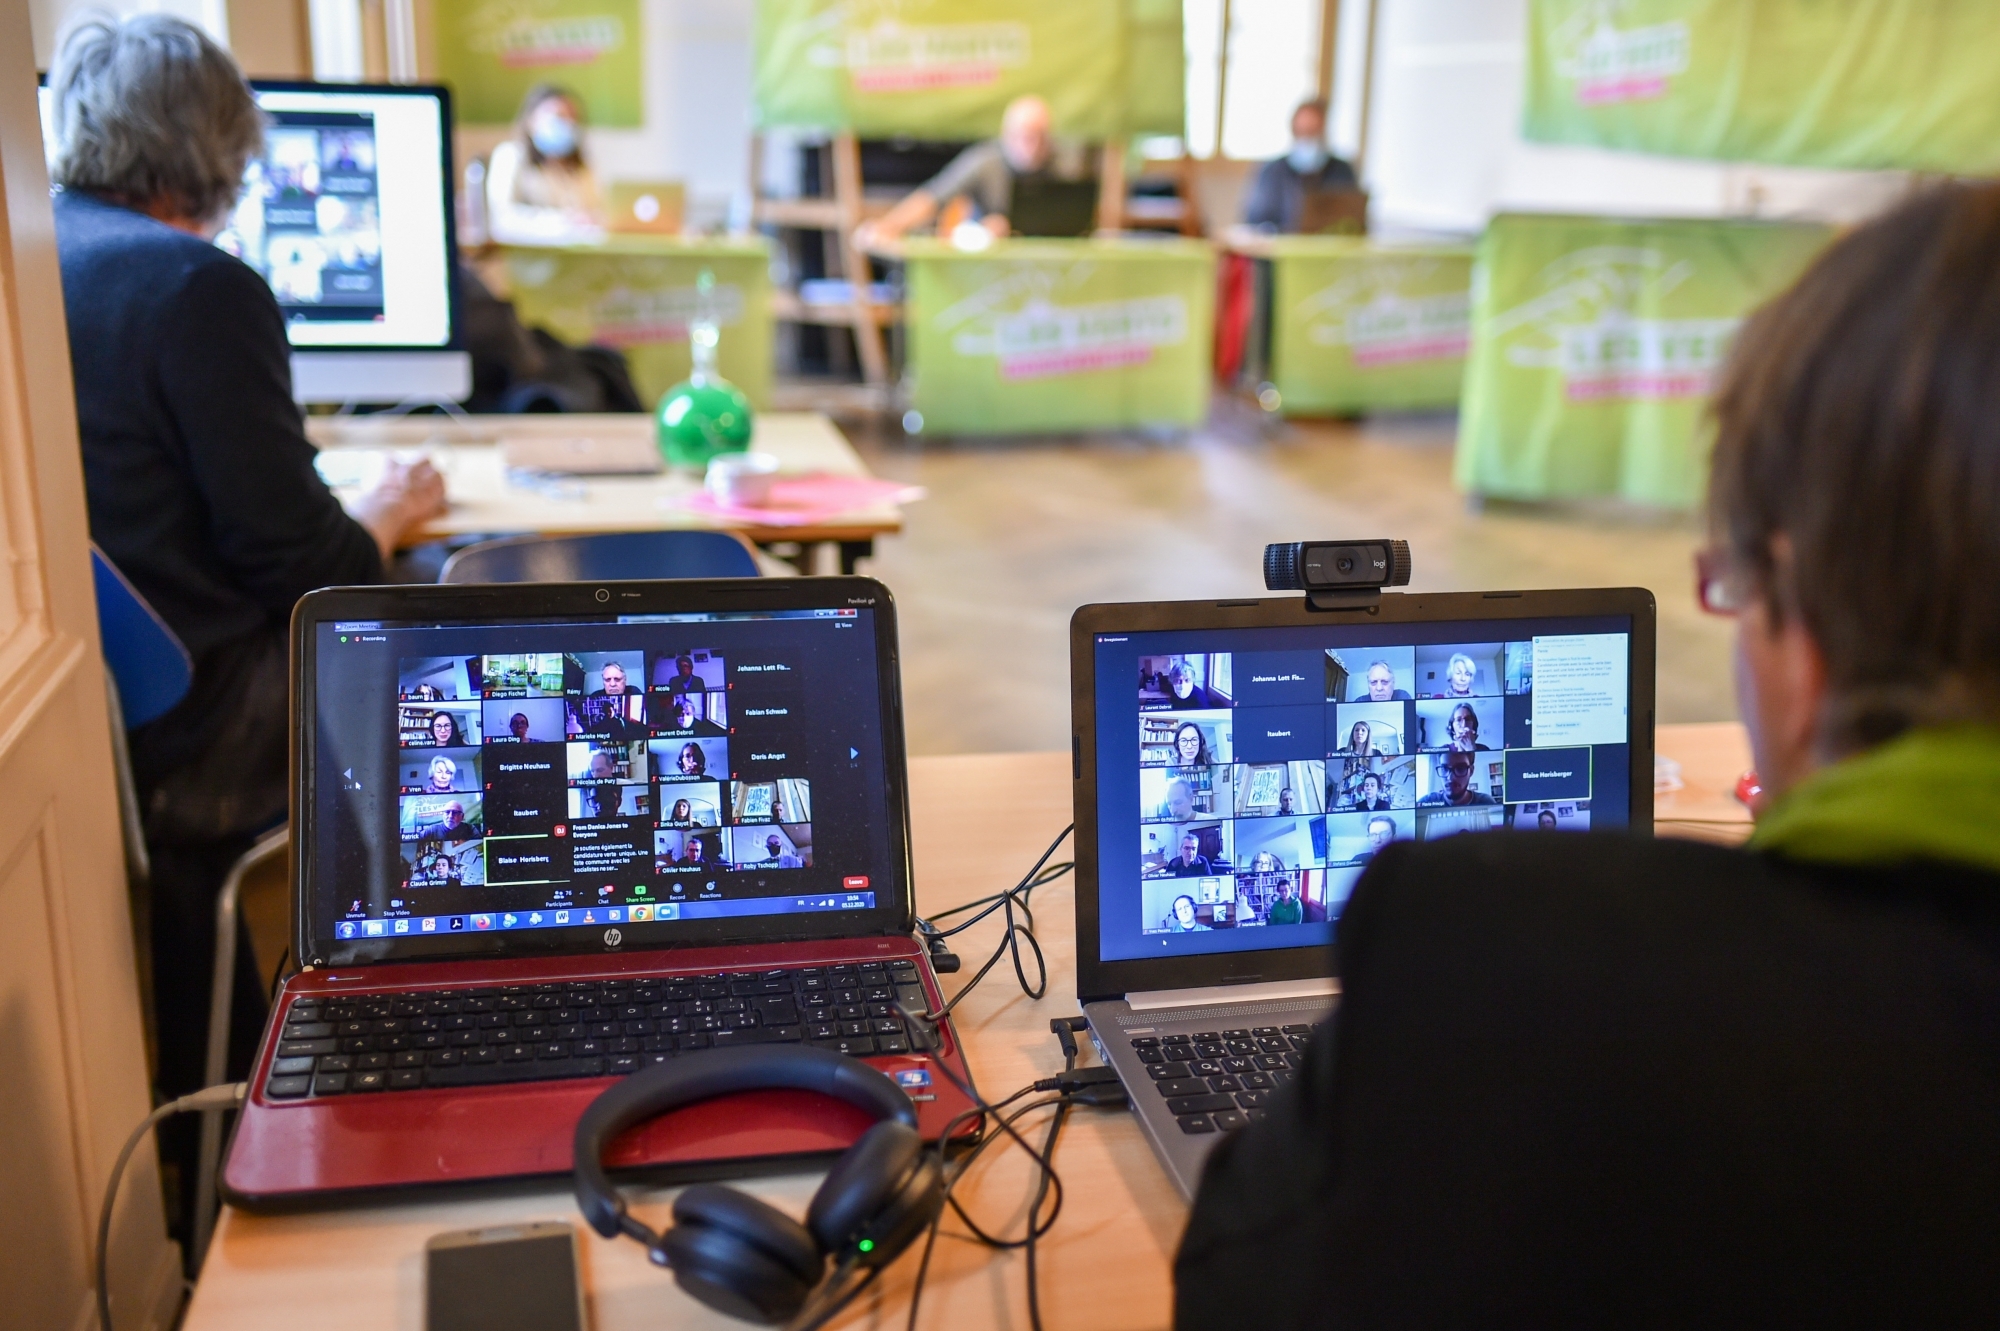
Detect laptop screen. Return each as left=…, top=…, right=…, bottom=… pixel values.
left=307, top=605, right=899, bottom=957
left=1090, top=613, right=1635, bottom=965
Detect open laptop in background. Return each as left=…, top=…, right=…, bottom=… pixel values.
left=1070, top=587, right=1657, bottom=1197
left=603, top=180, right=686, bottom=236
left=223, top=576, right=977, bottom=1209
left=1297, top=187, right=1369, bottom=236
left=1009, top=176, right=1100, bottom=237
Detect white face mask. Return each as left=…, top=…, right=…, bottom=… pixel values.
left=1287, top=139, right=1330, bottom=174
left=530, top=116, right=578, bottom=159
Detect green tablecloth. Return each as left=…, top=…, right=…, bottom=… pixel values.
left=1247, top=236, right=1474, bottom=416
left=499, top=239, right=774, bottom=408
left=1454, top=212, right=1831, bottom=508
left=901, top=237, right=1214, bottom=435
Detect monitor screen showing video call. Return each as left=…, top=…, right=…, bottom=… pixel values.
left=1092, top=614, right=1635, bottom=963
left=37, top=81, right=453, bottom=350
left=309, top=608, right=896, bottom=952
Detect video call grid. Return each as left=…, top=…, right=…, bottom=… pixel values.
left=1132, top=639, right=1619, bottom=936
left=393, top=648, right=815, bottom=907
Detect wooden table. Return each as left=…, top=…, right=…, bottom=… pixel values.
left=186, top=727, right=1752, bottom=1330
left=306, top=413, right=903, bottom=575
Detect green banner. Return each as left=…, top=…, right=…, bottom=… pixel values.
left=1525, top=0, right=2000, bottom=174
left=903, top=238, right=1214, bottom=435
left=434, top=0, right=644, bottom=128
left=1262, top=238, right=1473, bottom=416
left=753, top=0, right=1182, bottom=139
left=1454, top=213, right=1830, bottom=508
left=499, top=239, right=773, bottom=408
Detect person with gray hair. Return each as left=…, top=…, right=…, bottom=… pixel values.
left=47, top=12, right=446, bottom=1246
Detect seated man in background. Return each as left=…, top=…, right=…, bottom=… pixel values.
left=1243, top=99, right=1359, bottom=233
left=1178, top=182, right=2000, bottom=1325
left=864, top=95, right=1090, bottom=242
left=46, top=11, right=443, bottom=1242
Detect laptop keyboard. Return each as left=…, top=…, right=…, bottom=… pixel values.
left=1130, top=1025, right=1313, bottom=1135
left=263, top=959, right=926, bottom=1099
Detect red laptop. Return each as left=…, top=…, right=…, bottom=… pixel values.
left=223, top=576, right=976, bottom=1208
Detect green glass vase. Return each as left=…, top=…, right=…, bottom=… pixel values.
left=656, top=273, right=754, bottom=470
left=656, top=375, right=753, bottom=470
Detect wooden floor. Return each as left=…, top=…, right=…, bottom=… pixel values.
left=844, top=401, right=1736, bottom=756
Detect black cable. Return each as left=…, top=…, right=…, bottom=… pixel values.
left=914, top=824, right=1072, bottom=1022
left=900, top=1019, right=1127, bottom=1331
left=783, top=1253, right=878, bottom=1331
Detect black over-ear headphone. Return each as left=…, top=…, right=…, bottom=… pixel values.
left=573, top=1045, right=946, bottom=1325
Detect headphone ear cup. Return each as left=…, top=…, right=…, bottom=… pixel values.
left=806, top=1121, right=943, bottom=1265
left=658, top=1184, right=825, bottom=1325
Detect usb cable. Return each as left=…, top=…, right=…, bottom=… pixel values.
left=98, top=1082, right=247, bottom=1331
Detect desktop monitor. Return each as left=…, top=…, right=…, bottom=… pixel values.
left=37, top=79, right=467, bottom=404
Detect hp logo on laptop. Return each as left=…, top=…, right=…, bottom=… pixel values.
left=603, top=927, right=623, bottom=948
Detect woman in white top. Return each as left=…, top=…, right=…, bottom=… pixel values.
left=485, top=84, right=602, bottom=243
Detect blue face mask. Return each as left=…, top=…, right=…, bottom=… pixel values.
left=530, top=117, right=577, bottom=159
left=1288, top=140, right=1330, bottom=175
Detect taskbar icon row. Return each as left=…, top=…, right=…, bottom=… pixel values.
left=335, top=887, right=876, bottom=940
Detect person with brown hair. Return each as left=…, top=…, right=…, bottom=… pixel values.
left=485, top=83, right=602, bottom=243
left=1177, top=183, right=2000, bottom=1326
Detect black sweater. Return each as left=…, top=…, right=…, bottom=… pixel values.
left=1177, top=832, right=2000, bottom=1328
left=54, top=190, right=381, bottom=660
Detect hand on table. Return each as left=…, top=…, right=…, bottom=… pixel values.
left=350, top=457, right=447, bottom=563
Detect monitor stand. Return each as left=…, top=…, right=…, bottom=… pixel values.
left=291, top=351, right=472, bottom=406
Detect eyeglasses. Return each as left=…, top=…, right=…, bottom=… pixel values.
left=1694, top=548, right=1752, bottom=616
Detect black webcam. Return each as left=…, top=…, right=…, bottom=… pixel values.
left=1264, top=540, right=1412, bottom=611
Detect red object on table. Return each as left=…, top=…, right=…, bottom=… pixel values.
left=1734, top=769, right=1764, bottom=811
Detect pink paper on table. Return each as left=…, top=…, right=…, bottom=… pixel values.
left=681, top=473, right=925, bottom=526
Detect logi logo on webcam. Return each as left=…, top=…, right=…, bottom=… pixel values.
left=939, top=267, right=1188, bottom=381
left=470, top=4, right=626, bottom=69
left=1300, top=260, right=1470, bottom=368
left=1550, top=3, right=1690, bottom=107
left=815, top=14, right=1031, bottom=93
left=1491, top=245, right=1736, bottom=402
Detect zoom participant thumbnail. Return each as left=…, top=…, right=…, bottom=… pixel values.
left=1141, top=712, right=1232, bottom=767
left=652, top=736, right=729, bottom=782
left=400, top=748, right=479, bottom=794
left=1139, top=653, right=1233, bottom=711
left=398, top=792, right=484, bottom=887
left=571, top=650, right=649, bottom=739
left=725, top=824, right=811, bottom=870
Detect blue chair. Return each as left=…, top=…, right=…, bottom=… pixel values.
left=439, top=530, right=762, bottom=584
left=93, top=544, right=192, bottom=728
left=91, top=546, right=283, bottom=1267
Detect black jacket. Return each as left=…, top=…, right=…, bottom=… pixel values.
left=1177, top=832, right=2000, bottom=1327
left=56, top=191, right=383, bottom=839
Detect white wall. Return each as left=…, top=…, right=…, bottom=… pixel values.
left=582, top=0, right=755, bottom=230
left=1330, top=0, right=1909, bottom=236
left=29, top=0, right=227, bottom=64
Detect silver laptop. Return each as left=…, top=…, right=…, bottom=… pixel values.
left=1069, top=586, right=1656, bottom=1197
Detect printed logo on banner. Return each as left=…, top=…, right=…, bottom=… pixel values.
left=1299, top=261, right=1471, bottom=367
left=472, top=10, right=626, bottom=69
left=826, top=20, right=1032, bottom=92
left=1490, top=245, right=1736, bottom=402
left=505, top=259, right=747, bottom=347
left=1551, top=10, right=1690, bottom=107
left=950, top=296, right=1188, bottom=380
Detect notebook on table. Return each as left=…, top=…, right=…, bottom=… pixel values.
left=223, top=576, right=976, bottom=1209
left=1070, top=586, right=1657, bottom=1197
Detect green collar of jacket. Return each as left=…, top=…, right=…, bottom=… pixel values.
left=1749, top=725, right=2000, bottom=873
